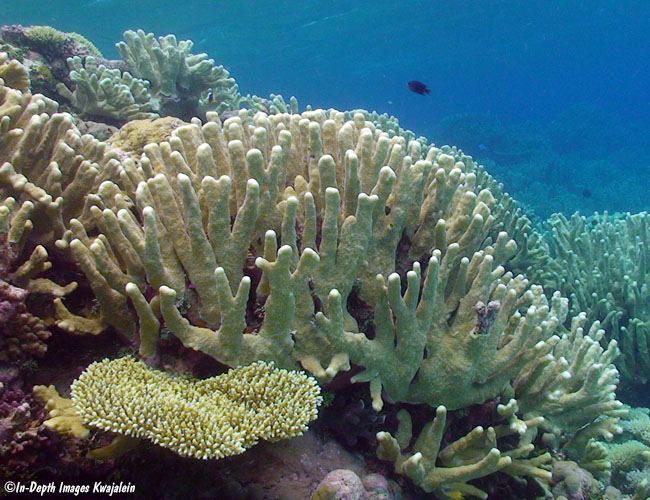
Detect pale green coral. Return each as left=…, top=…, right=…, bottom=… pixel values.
left=376, top=404, right=551, bottom=499
left=522, top=211, right=650, bottom=389
left=199, top=81, right=270, bottom=116
left=0, top=80, right=123, bottom=246
left=116, top=29, right=234, bottom=99
left=0, top=52, right=30, bottom=91
left=268, top=93, right=299, bottom=114
left=64, top=109, right=575, bottom=416
left=622, top=407, right=650, bottom=445
left=24, top=26, right=67, bottom=48
left=6, top=58, right=622, bottom=493
left=57, top=56, right=157, bottom=121
left=607, top=441, right=650, bottom=472
left=345, top=108, right=429, bottom=152
left=66, top=32, right=103, bottom=58
left=16, top=25, right=102, bottom=59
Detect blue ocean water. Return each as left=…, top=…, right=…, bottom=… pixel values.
left=4, top=0, right=650, bottom=216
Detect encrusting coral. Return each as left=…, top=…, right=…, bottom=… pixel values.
left=67, top=357, right=321, bottom=459
left=105, top=116, right=185, bottom=156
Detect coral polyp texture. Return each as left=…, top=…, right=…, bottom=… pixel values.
left=69, top=357, right=321, bottom=459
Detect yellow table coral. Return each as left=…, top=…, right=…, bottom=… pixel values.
left=70, top=357, right=322, bottom=459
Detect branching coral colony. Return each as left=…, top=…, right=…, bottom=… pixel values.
left=0, top=28, right=642, bottom=500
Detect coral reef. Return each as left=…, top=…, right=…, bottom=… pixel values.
left=0, top=366, right=114, bottom=486
left=0, top=197, right=78, bottom=360
left=1, top=25, right=103, bottom=61
left=0, top=25, right=639, bottom=500
left=67, top=109, right=573, bottom=416
left=0, top=367, right=57, bottom=478
left=604, top=406, right=650, bottom=497
left=519, top=211, right=650, bottom=396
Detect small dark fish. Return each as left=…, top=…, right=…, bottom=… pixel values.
left=408, top=80, right=431, bottom=95
left=581, top=188, right=592, bottom=198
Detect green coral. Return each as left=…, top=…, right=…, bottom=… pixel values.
left=520, top=211, right=650, bottom=390
left=66, top=109, right=574, bottom=414
left=116, top=29, right=234, bottom=99
left=57, top=56, right=157, bottom=121
left=24, top=26, right=67, bottom=48
left=376, top=403, right=551, bottom=499
left=66, top=32, right=103, bottom=58
left=0, top=79, right=123, bottom=246
left=0, top=29, right=631, bottom=494
left=0, top=52, right=29, bottom=91
left=622, top=407, right=650, bottom=445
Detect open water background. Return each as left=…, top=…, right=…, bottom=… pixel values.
left=4, top=0, right=650, bottom=217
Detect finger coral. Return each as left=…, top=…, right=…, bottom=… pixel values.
left=376, top=404, right=551, bottom=499
left=0, top=79, right=123, bottom=246
left=116, top=30, right=234, bottom=101
left=0, top=26, right=632, bottom=500
left=56, top=56, right=157, bottom=121
left=520, top=211, right=650, bottom=392
left=66, top=109, right=570, bottom=412
left=0, top=53, right=29, bottom=91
